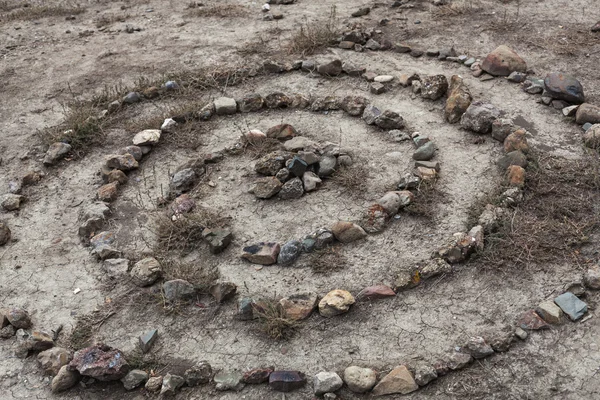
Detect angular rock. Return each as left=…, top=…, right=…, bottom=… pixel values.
left=319, top=289, right=355, bottom=317
left=317, top=59, right=343, bottom=76
left=201, top=228, right=231, bottom=254
left=265, top=92, right=292, bottom=108
left=302, top=171, right=322, bottom=192
left=68, top=344, right=129, bottom=381
left=362, top=105, right=382, bottom=125
left=413, top=141, right=436, bottom=161
left=209, top=282, right=237, bottom=303
left=252, top=177, right=283, bottom=199
left=243, top=367, right=273, bottom=384
left=357, top=285, right=395, bottom=300
left=269, top=371, right=306, bottom=392
left=341, top=96, right=368, bottom=116
left=145, top=376, right=163, bottom=392
left=132, top=129, right=161, bottom=146
left=518, top=309, right=550, bottom=330
left=266, top=124, right=297, bottom=141
left=554, top=292, right=587, bottom=321
left=375, top=110, right=405, bottom=130
left=372, top=365, right=418, bottom=396
left=170, top=168, right=197, bottom=194
left=51, top=365, right=79, bottom=393
left=277, top=239, right=302, bottom=265
left=279, top=293, right=318, bottom=320
left=5, top=308, right=31, bottom=329
left=507, top=165, right=525, bottom=187
left=287, top=157, right=308, bottom=177
left=43, top=142, right=72, bottom=165
left=536, top=300, right=564, bottom=324
left=314, top=371, right=343, bottom=395
left=255, top=151, right=289, bottom=176
left=420, top=74, right=449, bottom=101
left=105, top=154, right=138, bottom=171
left=418, top=258, right=452, bottom=279
left=162, top=279, right=195, bottom=302
left=583, top=266, right=600, bottom=290
left=130, top=257, right=161, bottom=287
left=343, top=366, right=377, bottom=393
left=447, top=352, right=473, bottom=370
left=507, top=71, right=527, bottom=83
left=185, top=362, right=212, bottom=386
left=278, top=177, right=304, bottom=199
left=498, top=150, right=527, bottom=170
left=214, top=370, right=244, bottom=391
left=504, top=128, right=529, bottom=153
left=465, top=336, right=494, bottom=359
left=544, top=72, right=585, bottom=104
left=394, top=268, right=421, bottom=291
left=583, top=124, right=600, bottom=149
left=370, top=82, right=386, bottom=95
left=242, top=242, right=280, bottom=265
left=414, top=363, right=437, bottom=386
left=445, top=75, right=472, bottom=123
left=161, top=373, right=185, bottom=395
left=38, top=347, right=72, bottom=376
left=139, top=329, right=158, bottom=353
left=122, top=369, right=148, bottom=390
left=461, top=101, right=502, bottom=133
left=214, top=97, right=237, bottom=115
left=481, top=45, right=527, bottom=76
left=330, top=221, right=367, bottom=243
left=491, top=118, right=514, bottom=142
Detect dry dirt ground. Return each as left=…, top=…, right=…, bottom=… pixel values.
left=1, top=0, right=600, bottom=399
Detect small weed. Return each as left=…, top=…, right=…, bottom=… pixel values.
left=190, top=4, right=246, bottom=18
left=124, top=349, right=165, bottom=372
left=1, top=3, right=86, bottom=22
left=287, top=6, right=339, bottom=56
left=404, top=179, right=448, bottom=220
left=158, top=257, right=219, bottom=292
left=309, top=245, right=346, bottom=275
left=243, top=137, right=283, bottom=159
left=254, top=299, right=297, bottom=340
left=94, top=13, right=129, bottom=28
left=332, top=162, right=370, bottom=196
left=154, top=208, right=226, bottom=254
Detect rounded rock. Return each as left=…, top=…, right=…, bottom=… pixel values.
left=314, top=371, right=343, bottom=395
left=343, top=366, right=377, bottom=393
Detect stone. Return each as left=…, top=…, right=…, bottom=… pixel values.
left=160, top=118, right=177, bottom=133
left=576, top=103, right=600, bottom=125
left=518, top=309, right=550, bottom=330
left=108, top=100, right=121, bottom=112
left=507, top=165, right=525, bottom=187
left=269, top=371, right=306, bottom=392
left=123, top=92, right=141, bottom=104
left=242, top=242, right=280, bottom=265
left=464, top=336, right=494, bottom=359
left=237, top=298, right=257, bottom=320
left=339, top=41, right=355, bottom=49
left=584, top=123, right=594, bottom=131
left=544, top=72, right=585, bottom=104
left=498, top=150, right=528, bottom=170
left=372, top=365, right=418, bottom=396
left=279, top=177, right=304, bottom=199
left=122, top=369, right=148, bottom=390
left=492, top=118, right=514, bottom=142
left=319, top=289, right=355, bottom=317
left=91, top=244, right=121, bottom=260
left=302, top=171, right=322, bottom=192
left=376, top=192, right=402, bottom=215
left=68, top=343, right=129, bottom=381
left=130, top=257, right=161, bottom=287
left=138, top=329, right=158, bottom=353
left=276, top=168, right=291, bottom=183
left=5, top=308, right=31, bottom=329
left=201, top=228, right=232, bottom=254
left=280, top=293, right=318, bottom=320
left=317, top=155, right=337, bottom=177
left=266, top=124, right=297, bottom=141
left=105, top=154, right=138, bottom=171
left=213, top=97, right=237, bottom=115
left=243, top=367, right=273, bottom=384
left=317, top=59, right=342, bottom=76
left=426, top=49, right=439, bottom=57
left=214, top=371, right=244, bottom=391
left=145, top=376, right=163, bottom=392
left=252, top=177, right=283, bottom=199
left=90, top=231, right=115, bottom=249
left=43, top=142, right=72, bottom=165
left=414, top=363, right=437, bottom=386
left=185, top=362, right=212, bottom=386
left=481, top=45, right=526, bottom=76
left=507, top=71, right=527, bottom=83
left=394, top=268, right=421, bottom=291
left=255, top=151, right=289, bottom=175
left=536, top=300, right=564, bottom=324
left=418, top=258, right=452, bottom=279
left=478, top=204, right=505, bottom=233
left=287, top=157, right=308, bottom=177
left=515, top=327, right=528, bottom=340
left=38, top=347, right=72, bottom=376
left=357, top=285, right=395, bottom=300
left=461, top=101, right=502, bottom=133
left=447, top=352, right=473, bottom=370
left=161, top=373, right=186, bottom=395
left=593, top=21, right=600, bottom=32
left=314, top=371, right=343, bottom=395
left=238, top=93, right=265, bottom=113
left=277, top=239, right=302, bottom=265
left=51, top=365, right=79, bottom=393
left=410, top=49, right=423, bottom=57
left=0, top=324, right=15, bottom=338
left=283, top=136, right=317, bottom=152
left=415, top=160, right=440, bottom=171
left=341, top=96, right=368, bottom=116
left=374, top=75, right=394, bottom=83
left=310, top=96, right=341, bottom=112
left=563, top=105, right=579, bottom=117
left=398, top=73, right=419, bottom=87
left=500, top=187, right=524, bottom=207
left=162, top=279, right=195, bottom=302
left=342, top=63, right=366, bottom=77
left=420, top=74, right=449, bottom=100
left=370, top=82, right=386, bottom=94
left=1, top=194, right=24, bottom=211
left=132, top=129, right=161, bottom=146
left=584, top=266, right=600, bottom=289
left=343, top=366, right=377, bottom=393
left=413, top=141, right=436, bottom=161
left=445, top=75, right=472, bottom=123
left=106, top=169, right=128, bottom=185
left=170, top=168, right=197, bottom=194
left=198, top=102, right=215, bottom=120
left=375, top=110, right=405, bottom=130
left=365, top=39, right=380, bottom=51
left=209, top=282, right=237, bottom=303
left=265, top=92, right=292, bottom=108
left=583, top=124, right=600, bottom=149
left=554, top=292, right=587, bottom=321
left=329, top=221, right=367, bottom=243
left=362, top=105, right=382, bottom=125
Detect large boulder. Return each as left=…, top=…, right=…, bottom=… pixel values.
left=460, top=101, right=502, bottom=134
left=544, top=72, right=585, bottom=104
left=481, top=45, right=527, bottom=76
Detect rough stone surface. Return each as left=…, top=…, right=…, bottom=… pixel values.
left=536, top=300, right=564, bottom=324
left=576, top=104, right=600, bottom=125
left=583, top=124, right=600, bottom=149
left=372, top=365, right=418, bottom=396
left=269, top=371, right=306, bottom=392
left=319, top=289, right=355, bottom=317
left=51, top=365, right=79, bottom=393
left=202, top=228, right=233, bottom=254
left=241, top=242, right=280, bottom=265
left=5, top=308, right=31, bottom=329
left=185, top=363, right=213, bottom=386
left=341, top=96, right=368, bottom=116
left=242, top=367, right=273, bottom=384
left=420, top=74, right=449, bottom=100
left=130, top=257, right=161, bottom=287
left=255, top=151, right=289, bottom=176
left=498, top=150, right=528, bottom=170
left=162, top=279, right=196, bottom=302
left=278, top=177, right=304, bottom=199
left=279, top=293, right=318, bottom=320
left=43, top=142, right=72, bottom=165
left=583, top=266, right=600, bottom=289
left=132, top=129, right=161, bottom=146
left=170, top=168, right=197, bottom=194
left=238, top=93, right=265, bottom=112
left=343, top=366, right=377, bottom=393
left=121, top=369, right=148, bottom=390
left=252, top=177, right=283, bottom=199
left=209, top=282, right=237, bottom=303
left=445, top=75, right=472, bottom=123
left=161, top=373, right=186, bottom=395
left=38, top=347, right=72, bottom=376
left=68, top=344, right=129, bottom=381
left=447, top=352, right=473, bottom=370
left=492, top=118, right=514, bottom=142
left=266, top=124, right=297, bottom=141
left=413, top=141, right=436, bottom=161
left=314, top=371, right=343, bottom=395
left=357, top=285, right=396, bottom=300
left=481, top=45, right=527, bottom=76
left=214, top=97, right=238, bottom=115
left=362, top=105, right=382, bottom=125
left=374, top=110, right=405, bottom=130
left=302, top=171, right=322, bottom=192
left=465, top=336, right=494, bottom=359
left=277, top=239, right=302, bottom=265
left=461, top=101, right=502, bottom=133
left=317, top=59, right=343, bottom=76
left=519, top=309, right=550, bottom=330
left=414, top=363, right=438, bottom=386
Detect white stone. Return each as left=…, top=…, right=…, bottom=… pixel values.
left=314, top=371, right=343, bottom=395
left=132, top=129, right=161, bottom=146
left=262, top=3, right=270, bottom=11
left=213, top=97, right=238, bottom=115
left=161, top=118, right=177, bottom=132
left=374, top=75, right=394, bottom=83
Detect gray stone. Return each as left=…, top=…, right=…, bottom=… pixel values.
left=370, top=82, right=386, bottom=94
left=130, top=257, right=161, bottom=287
left=160, top=373, right=185, bottom=396
left=554, top=292, right=587, bottom=321
left=413, top=141, right=436, bottom=161
left=362, top=105, right=382, bottom=125
left=213, top=97, right=237, bottom=115
left=544, top=72, right=585, bottom=104
left=122, top=92, right=141, bottom=104
left=122, top=369, right=148, bottom=390
left=314, top=371, right=343, bottom=395
left=139, top=329, right=158, bottom=353
left=340, top=96, right=368, bottom=116
left=242, top=242, right=280, bottom=265
left=185, top=362, right=212, bottom=386
left=536, top=300, right=564, bottom=324
left=5, top=308, right=31, bottom=329
left=365, top=38, right=380, bottom=50
left=464, top=57, right=476, bottom=67
left=278, top=177, right=304, bottom=199
left=163, top=279, right=195, bottom=302
left=375, top=110, right=405, bottom=129
left=170, top=168, right=197, bottom=194
left=397, top=174, right=420, bottom=190
left=252, top=177, right=283, bottom=199
left=523, top=78, right=545, bottom=94
left=237, top=298, right=257, bottom=320
left=0, top=324, right=16, bottom=338
left=317, top=59, right=343, bottom=76
left=514, top=327, right=528, bottom=340
left=278, top=239, right=302, bottom=265
left=317, top=155, right=337, bottom=177
left=583, top=123, right=594, bottom=132
left=202, top=228, right=232, bottom=254
left=1, top=194, right=24, bottom=211
left=507, top=71, right=527, bottom=83
left=491, top=118, right=514, bottom=142
left=464, top=336, right=494, bottom=359
left=583, top=266, right=600, bottom=289
left=302, top=171, right=322, bottom=192
left=105, top=154, right=138, bottom=171
left=43, top=142, right=72, bottom=165
left=214, top=370, right=244, bottom=391
left=414, top=363, right=437, bottom=386
left=461, top=101, right=502, bottom=133
left=498, top=150, right=528, bottom=170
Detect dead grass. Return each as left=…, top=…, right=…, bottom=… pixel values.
left=476, top=154, right=600, bottom=269
left=94, top=13, right=129, bottom=28
left=1, top=3, right=86, bottom=22
left=309, top=245, right=346, bottom=275
left=158, top=257, right=219, bottom=292
left=125, top=349, right=166, bottom=372
left=331, top=162, right=370, bottom=197
left=253, top=299, right=297, bottom=340
left=521, top=27, right=598, bottom=56
left=242, top=137, right=283, bottom=159
left=431, top=0, right=482, bottom=18
left=189, top=4, right=246, bottom=18
left=287, top=6, right=339, bottom=57
left=404, top=179, right=449, bottom=220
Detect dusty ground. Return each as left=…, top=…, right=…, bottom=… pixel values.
left=1, top=0, right=600, bottom=398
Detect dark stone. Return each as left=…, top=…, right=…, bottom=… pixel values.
left=269, top=371, right=306, bottom=392
left=163, top=279, right=196, bottom=302
left=139, top=329, right=158, bottom=353
left=243, top=367, right=274, bottom=384
left=209, top=282, right=237, bottom=303
left=544, top=72, right=585, bottom=104
left=287, top=157, right=308, bottom=177
left=185, top=362, right=212, bottom=386
left=202, top=228, right=232, bottom=254
left=277, top=239, right=302, bottom=265
left=497, top=150, right=528, bottom=170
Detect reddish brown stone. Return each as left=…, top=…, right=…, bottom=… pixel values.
left=481, top=45, right=527, bottom=77
left=507, top=165, right=525, bottom=187
left=518, top=309, right=550, bottom=330
left=68, top=343, right=129, bottom=381
left=170, top=194, right=195, bottom=215
left=357, top=285, right=396, bottom=300
left=242, top=367, right=273, bottom=384
left=266, top=124, right=297, bottom=141
left=504, top=128, right=529, bottom=153
left=97, top=182, right=119, bottom=202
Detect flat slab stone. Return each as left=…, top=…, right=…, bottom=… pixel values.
left=269, top=370, right=306, bottom=392
left=241, top=242, right=280, bottom=265
left=518, top=309, right=550, bottom=330
left=554, top=292, right=587, bottom=321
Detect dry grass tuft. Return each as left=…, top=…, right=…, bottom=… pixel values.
left=189, top=4, right=246, bottom=18
left=331, top=162, right=370, bottom=196
left=404, top=178, right=449, bottom=220
left=309, top=245, right=346, bottom=275
left=477, top=154, right=600, bottom=269
left=158, top=257, right=219, bottom=292
left=243, top=137, right=283, bottom=159
left=287, top=6, right=339, bottom=56
left=431, top=0, right=482, bottom=18
left=1, top=3, right=86, bottom=22
left=254, top=299, right=297, bottom=340
left=94, top=13, right=129, bottom=28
